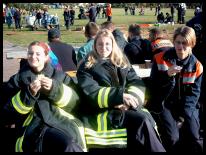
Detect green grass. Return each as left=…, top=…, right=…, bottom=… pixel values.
left=3, top=7, right=195, bottom=47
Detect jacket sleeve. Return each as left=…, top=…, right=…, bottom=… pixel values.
left=47, top=73, right=79, bottom=112
left=149, top=59, right=175, bottom=112
left=182, top=62, right=203, bottom=117
left=125, top=67, right=146, bottom=106
left=77, top=64, right=124, bottom=109
left=3, top=73, right=38, bottom=116
left=72, top=48, right=77, bottom=66
left=77, top=47, right=86, bottom=63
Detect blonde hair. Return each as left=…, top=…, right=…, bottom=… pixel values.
left=173, top=26, right=196, bottom=48
left=85, top=29, right=130, bottom=69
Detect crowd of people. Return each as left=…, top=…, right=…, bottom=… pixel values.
left=3, top=5, right=60, bottom=31
left=3, top=3, right=201, bottom=31
left=2, top=3, right=204, bottom=153
left=3, top=3, right=113, bottom=31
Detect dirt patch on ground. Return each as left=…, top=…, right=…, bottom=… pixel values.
left=6, top=32, right=17, bottom=35
left=33, top=31, right=47, bottom=34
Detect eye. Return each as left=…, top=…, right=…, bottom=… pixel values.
left=175, top=41, right=181, bottom=45
left=97, top=43, right=103, bottom=47
left=106, top=42, right=111, bottom=46
left=36, top=53, right=41, bottom=56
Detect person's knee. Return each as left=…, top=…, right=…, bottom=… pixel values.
left=64, top=141, right=84, bottom=152
left=170, top=134, right=179, bottom=145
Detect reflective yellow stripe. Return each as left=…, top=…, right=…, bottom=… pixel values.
left=55, top=84, right=73, bottom=107
left=15, top=135, right=24, bottom=152
left=86, top=137, right=127, bottom=145
left=58, top=108, right=87, bottom=152
left=12, top=91, right=32, bottom=114
left=97, top=111, right=108, bottom=131
left=23, top=111, right=33, bottom=127
left=103, top=111, right=108, bottom=131
left=128, top=86, right=145, bottom=104
left=85, top=128, right=127, bottom=138
left=97, top=114, right=102, bottom=131
left=104, top=88, right=110, bottom=108
left=98, top=88, right=104, bottom=108
left=98, top=87, right=110, bottom=108
left=58, top=108, right=75, bottom=119
left=141, top=107, right=149, bottom=113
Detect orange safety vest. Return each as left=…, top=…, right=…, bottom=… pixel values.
left=151, top=39, right=173, bottom=53
left=155, top=51, right=203, bottom=84
left=106, top=7, right=112, bottom=16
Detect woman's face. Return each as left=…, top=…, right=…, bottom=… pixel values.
left=174, top=35, right=192, bottom=60
left=96, top=36, right=113, bottom=58
left=27, top=45, right=47, bottom=72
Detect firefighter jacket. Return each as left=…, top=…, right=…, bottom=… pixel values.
left=151, top=38, right=173, bottom=57
left=77, top=58, right=146, bottom=149
left=149, top=48, right=203, bottom=118
left=3, top=62, right=87, bottom=152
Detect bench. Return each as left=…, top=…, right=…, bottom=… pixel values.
left=6, top=51, right=27, bottom=59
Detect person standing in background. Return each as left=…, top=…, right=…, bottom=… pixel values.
left=63, top=6, right=71, bottom=30
left=13, top=8, right=21, bottom=30
left=87, top=3, right=96, bottom=23
left=70, top=6, right=75, bottom=26
left=124, top=5, right=128, bottom=15
left=106, top=3, right=112, bottom=21
left=96, top=5, right=101, bottom=19
left=170, top=4, right=175, bottom=22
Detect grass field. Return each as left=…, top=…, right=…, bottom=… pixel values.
left=3, top=7, right=195, bottom=47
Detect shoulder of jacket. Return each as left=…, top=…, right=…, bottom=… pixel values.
left=191, top=54, right=203, bottom=69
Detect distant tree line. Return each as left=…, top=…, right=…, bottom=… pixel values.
left=5, top=3, right=202, bottom=10
left=111, top=3, right=202, bottom=9
left=5, top=3, right=44, bottom=11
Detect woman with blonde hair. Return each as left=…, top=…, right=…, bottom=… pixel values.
left=85, top=28, right=129, bottom=69
left=149, top=26, right=203, bottom=152
left=77, top=29, right=165, bottom=152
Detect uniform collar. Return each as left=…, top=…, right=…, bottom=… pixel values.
left=163, top=48, right=197, bottom=72
left=40, top=62, right=54, bottom=78
left=29, top=62, right=54, bottom=78
left=130, top=36, right=141, bottom=42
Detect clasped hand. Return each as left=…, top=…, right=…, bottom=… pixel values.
left=29, top=76, right=53, bottom=96
left=115, top=93, right=139, bottom=111
left=167, top=65, right=182, bottom=77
